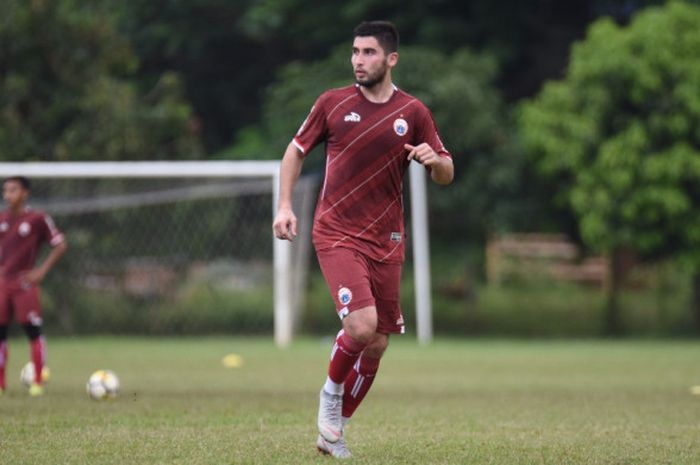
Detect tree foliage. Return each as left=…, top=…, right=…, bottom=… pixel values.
left=0, top=0, right=202, bottom=161
left=230, top=44, right=547, bottom=244
left=520, top=2, right=700, bottom=265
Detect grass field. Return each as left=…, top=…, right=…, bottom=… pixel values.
left=1, top=336, right=699, bottom=464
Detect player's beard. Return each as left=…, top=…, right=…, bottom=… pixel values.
left=355, top=60, right=388, bottom=88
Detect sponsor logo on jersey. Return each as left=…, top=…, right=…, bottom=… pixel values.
left=337, top=286, right=353, bottom=306
left=344, top=112, right=361, bottom=122
left=18, top=222, right=31, bottom=237
left=393, top=118, right=408, bottom=136
left=390, top=232, right=402, bottom=242
left=0, top=221, right=8, bottom=232
left=338, top=307, right=350, bottom=320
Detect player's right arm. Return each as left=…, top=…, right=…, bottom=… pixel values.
left=273, top=142, right=305, bottom=241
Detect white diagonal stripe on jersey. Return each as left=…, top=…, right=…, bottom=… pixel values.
left=318, top=153, right=402, bottom=218
left=327, top=93, right=359, bottom=119
left=350, top=374, right=365, bottom=398
left=378, top=239, right=403, bottom=263
left=327, top=100, right=417, bottom=168
left=332, top=195, right=401, bottom=247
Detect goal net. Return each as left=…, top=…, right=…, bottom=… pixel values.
left=0, top=161, right=433, bottom=346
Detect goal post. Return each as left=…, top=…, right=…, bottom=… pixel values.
left=0, top=161, right=433, bottom=346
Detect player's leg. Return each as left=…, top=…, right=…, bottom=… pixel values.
left=15, top=284, right=45, bottom=395
left=342, top=333, right=388, bottom=421
left=342, top=258, right=404, bottom=422
left=0, top=325, right=8, bottom=393
left=317, top=248, right=377, bottom=442
left=0, top=283, right=10, bottom=393
left=24, top=324, right=45, bottom=382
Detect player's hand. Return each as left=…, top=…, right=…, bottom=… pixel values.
left=21, top=268, right=45, bottom=285
left=273, top=208, right=298, bottom=241
left=405, top=143, right=441, bottom=167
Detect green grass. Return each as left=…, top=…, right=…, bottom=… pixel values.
left=2, top=337, right=700, bottom=464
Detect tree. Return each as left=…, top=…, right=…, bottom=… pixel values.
left=519, top=2, right=700, bottom=333
left=117, top=0, right=657, bottom=153
left=0, top=0, right=202, bottom=162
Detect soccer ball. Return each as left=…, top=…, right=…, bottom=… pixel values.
left=86, top=370, right=120, bottom=400
left=19, top=362, right=50, bottom=387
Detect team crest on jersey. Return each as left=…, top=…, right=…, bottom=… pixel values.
left=18, top=222, right=31, bottom=237
left=337, top=286, right=353, bottom=306
left=393, top=118, right=408, bottom=136
left=0, top=221, right=7, bottom=232
left=344, top=112, right=361, bottom=122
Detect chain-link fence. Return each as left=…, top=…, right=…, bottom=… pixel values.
left=26, top=175, right=318, bottom=336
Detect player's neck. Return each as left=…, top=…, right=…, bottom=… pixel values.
left=358, top=77, right=395, bottom=103
left=8, top=203, right=26, bottom=216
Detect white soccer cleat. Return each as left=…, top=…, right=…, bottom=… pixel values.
left=316, top=434, right=352, bottom=459
left=318, top=389, right=343, bottom=443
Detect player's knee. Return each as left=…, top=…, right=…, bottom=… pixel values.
left=23, top=324, right=42, bottom=341
left=0, top=325, right=7, bottom=341
left=364, top=334, right=389, bottom=358
left=343, top=308, right=378, bottom=344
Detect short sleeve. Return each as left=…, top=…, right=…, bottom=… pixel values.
left=414, top=105, right=451, bottom=159
left=292, top=94, right=328, bottom=156
left=41, top=214, right=65, bottom=247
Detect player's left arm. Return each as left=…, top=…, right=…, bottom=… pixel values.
left=407, top=105, right=454, bottom=185
left=404, top=143, right=454, bottom=185
left=23, top=240, right=67, bottom=284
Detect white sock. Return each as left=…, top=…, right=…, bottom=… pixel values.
left=323, top=377, right=344, bottom=395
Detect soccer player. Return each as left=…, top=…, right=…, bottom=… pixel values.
left=0, top=176, right=67, bottom=396
left=273, top=21, right=454, bottom=458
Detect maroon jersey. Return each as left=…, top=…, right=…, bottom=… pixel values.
left=0, top=209, right=64, bottom=279
left=293, top=84, right=450, bottom=263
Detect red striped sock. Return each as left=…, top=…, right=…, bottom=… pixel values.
left=342, top=354, right=381, bottom=418
left=0, top=341, right=7, bottom=390
left=328, top=330, right=366, bottom=385
left=30, top=336, right=46, bottom=385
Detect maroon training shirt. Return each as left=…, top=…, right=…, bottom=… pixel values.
left=0, top=209, right=64, bottom=280
left=293, top=84, right=451, bottom=263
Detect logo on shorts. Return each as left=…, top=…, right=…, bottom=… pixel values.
left=0, top=222, right=8, bottom=232
left=396, top=315, right=404, bottom=326
left=337, top=287, right=353, bottom=306
left=18, top=222, right=31, bottom=237
left=393, top=118, right=408, bottom=136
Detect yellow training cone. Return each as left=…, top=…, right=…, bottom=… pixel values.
left=222, top=353, right=243, bottom=368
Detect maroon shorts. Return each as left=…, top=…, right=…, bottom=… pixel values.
left=0, top=279, right=43, bottom=326
left=317, top=247, right=405, bottom=334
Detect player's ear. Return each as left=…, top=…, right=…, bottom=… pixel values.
left=387, top=52, right=398, bottom=68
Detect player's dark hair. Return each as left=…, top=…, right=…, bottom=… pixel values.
left=3, top=176, right=31, bottom=191
left=353, top=21, right=399, bottom=54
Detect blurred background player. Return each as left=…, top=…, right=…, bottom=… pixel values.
left=273, top=21, right=453, bottom=458
left=0, top=176, right=67, bottom=396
